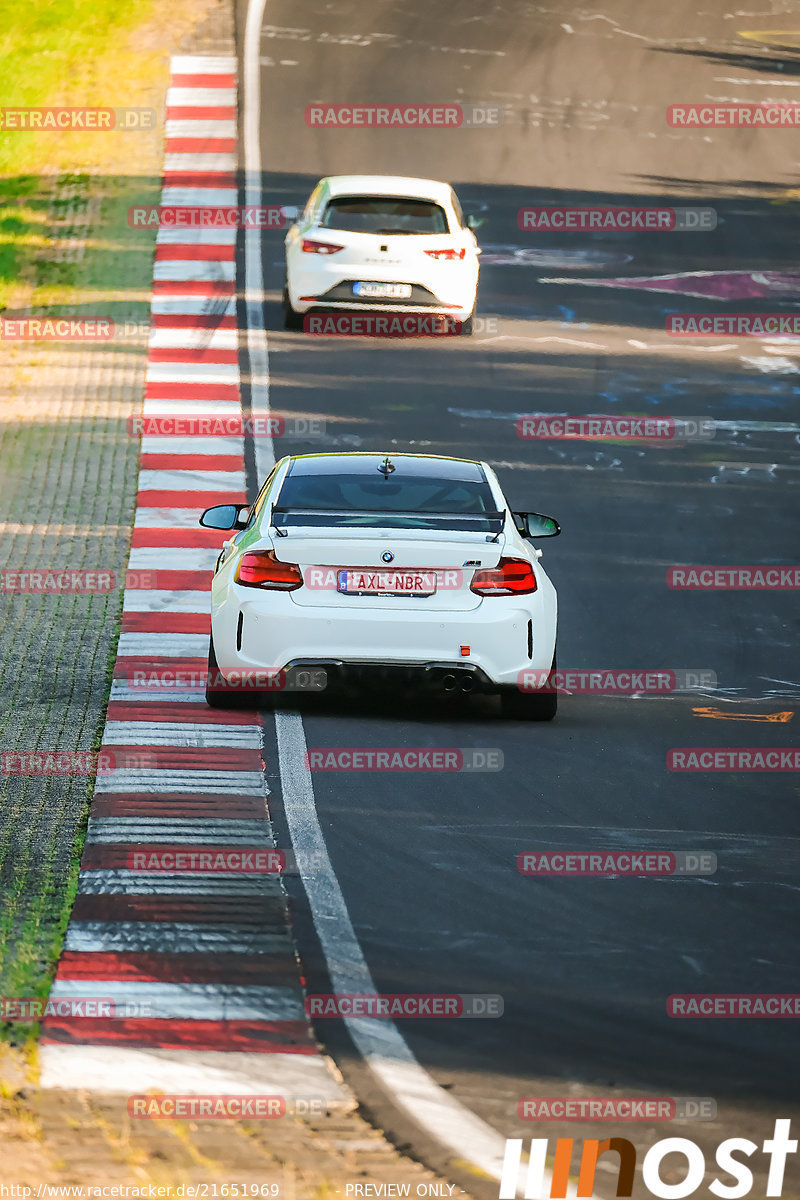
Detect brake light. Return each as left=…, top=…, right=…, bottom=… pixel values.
left=235, top=550, right=303, bottom=590
left=470, top=558, right=537, bottom=596
left=424, top=247, right=466, bottom=261
left=302, top=239, right=344, bottom=255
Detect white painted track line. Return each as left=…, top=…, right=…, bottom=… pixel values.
left=171, top=56, right=238, bottom=72
left=241, top=1, right=577, bottom=1190
left=138, top=439, right=245, bottom=459
left=121, top=589, right=209, bottom=612
left=94, top=769, right=266, bottom=794
left=103, top=722, right=262, bottom=746
left=49, top=980, right=304, bottom=1020
left=65, top=922, right=293, bottom=954
left=167, top=87, right=237, bottom=107
left=40, top=1046, right=351, bottom=1101
left=78, top=871, right=285, bottom=895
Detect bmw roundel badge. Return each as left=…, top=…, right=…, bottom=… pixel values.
left=381, top=551, right=394, bottom=563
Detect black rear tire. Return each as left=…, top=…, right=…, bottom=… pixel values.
left=500, top=650, right=557, bottom=721
left=282, top=283, right=304, bottom=331
left=205, top=635, right=242, bottom=709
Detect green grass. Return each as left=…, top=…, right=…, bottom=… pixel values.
left=0, top=0, right=160, bottom=309
left=0, top=0, right=158, bottom=174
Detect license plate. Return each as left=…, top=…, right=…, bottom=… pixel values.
left=338, top=569, right=436, bottom=596
left=353, top=282, right=412, bottom=299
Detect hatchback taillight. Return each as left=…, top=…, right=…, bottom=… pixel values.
left=302, top=239, right=344, bottom=255
left=235, top=550, right=303, bottom=590
left=470, top=558, right=537, bottom=596
left=424, top=247, right=466, bottom=261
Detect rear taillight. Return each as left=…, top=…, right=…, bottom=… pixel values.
left=302, top=239, right=344, bottom=255
left=470, top=558, right=537, bottom=596
left=424, top=247, right=466, bottom=261
left=235, top=550, right=303, bottom=590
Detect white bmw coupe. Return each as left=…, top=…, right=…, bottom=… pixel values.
left=200, top=453, right=560, bottom=719
left=282, top=175, right=481, bottom=333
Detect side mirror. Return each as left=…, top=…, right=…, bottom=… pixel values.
left=281, top=205, right=299, bottom=222
left=200, top=504, right=249, bottom=531
left=466, top=214, right=486, bottom=230
left=513, top=511, right=561, bottom=538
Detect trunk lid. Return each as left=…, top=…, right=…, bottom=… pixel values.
left=270, top=527, right=504, bottom=611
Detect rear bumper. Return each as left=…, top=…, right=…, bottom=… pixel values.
left=281, top=658, right=492, bottom=694
left=286, top=257, right=478, bottom=315
left=211, top=588, right=556, bottom=691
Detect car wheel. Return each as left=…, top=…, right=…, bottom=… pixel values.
left=501, top=650, right=558, bottom=721
left=205, top=635, right=241, bottom=709
left=282, top=283, right=304, bottom=331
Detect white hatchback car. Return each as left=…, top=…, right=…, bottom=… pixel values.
left=200, top=453, right=560, bottom=719
left=282, top=175, right=481, bottom=333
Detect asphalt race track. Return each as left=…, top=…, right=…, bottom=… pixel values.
left=235, top=0, right=800, bottom=1190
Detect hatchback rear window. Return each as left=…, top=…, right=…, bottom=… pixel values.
left=320, top=196, right=449, bottom=235
left=272, top=471, right=500, bottom=531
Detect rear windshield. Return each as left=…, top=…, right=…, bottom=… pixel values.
left=272, top=472, right=500, bottom=531
left=319, top=196, right=450, bottom=235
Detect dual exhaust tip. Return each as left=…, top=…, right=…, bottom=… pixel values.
left=442, top=674, right=475, bottom=694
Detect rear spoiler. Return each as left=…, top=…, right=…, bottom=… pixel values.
left=270, top=507, right=506, bottom=538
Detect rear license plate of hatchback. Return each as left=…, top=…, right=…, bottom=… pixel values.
left=352, top=282, right=412, bottom=299
left=337, top=570, right=436, bottom=596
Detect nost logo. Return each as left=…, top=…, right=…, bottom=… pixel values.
left=499, top=1119, right=797, bottom=1197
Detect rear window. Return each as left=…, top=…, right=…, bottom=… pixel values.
left=272, top=471, right=500, bottom=531
left=319, top=196, right=449, bottom=235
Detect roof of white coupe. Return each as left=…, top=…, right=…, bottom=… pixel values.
left=322, top=175, right=454, bottom=205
